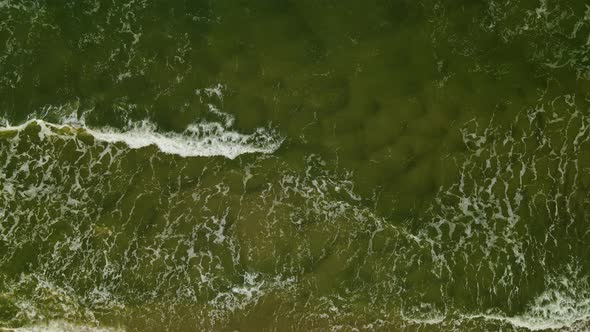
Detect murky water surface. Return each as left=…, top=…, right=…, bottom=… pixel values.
left=1, top=1, right=590, bottom=331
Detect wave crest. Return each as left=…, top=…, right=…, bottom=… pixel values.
left=0, top=116, right=283, bottom=160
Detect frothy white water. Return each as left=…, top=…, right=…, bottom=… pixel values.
left=479, top=283, right=590, bottom=330
left=0, top=116, right=283, bottom=159
left=456, top=264, right=590, bottom=331
left=471, top=312, right=590, bottom=332
left=4, top=321, right=124, bottom=332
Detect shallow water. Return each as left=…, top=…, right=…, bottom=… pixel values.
left=1, top=1, right=590, bottom=331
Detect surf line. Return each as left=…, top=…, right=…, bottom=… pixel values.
left=0, top=118, right=284, bottom=159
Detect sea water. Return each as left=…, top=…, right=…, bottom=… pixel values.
left=0, top=1, right=590, bottom=331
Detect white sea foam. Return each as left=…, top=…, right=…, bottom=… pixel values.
left=405, top=295, right=590, bottom=331
left=464, top=304, right=590, bottom=331
left=470, top=313, right=590, bottom=331
left=479, top=288, right=590, bottom=330
left=4, top=321, right=124, bottom=332
left=0, top=115, right=283, bottom=159
left=459, top=264, right=590, bottom=331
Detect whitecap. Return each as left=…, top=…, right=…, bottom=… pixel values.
left=4, top=321, right=124, bottom=332
left=0, top=115, right=283, bottom=160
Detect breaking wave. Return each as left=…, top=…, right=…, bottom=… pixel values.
left=0, top=115, right=283, bottom=160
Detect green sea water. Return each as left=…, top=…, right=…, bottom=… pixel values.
left=1, top=0, right=590, bottom=331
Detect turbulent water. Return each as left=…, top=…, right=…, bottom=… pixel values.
left=1, top=1, right=590, bottom=331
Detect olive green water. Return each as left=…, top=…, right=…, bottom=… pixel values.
left=1, top=0, right=590, bottom=331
